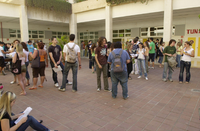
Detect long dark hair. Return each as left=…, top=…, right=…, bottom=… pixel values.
left=21, top=42, right=28, bottom=51
left=144, top=41, right=149, bottom=49
left=91, top=43, right=97, bottom=53
left=98, top=37, right=107, bottom=47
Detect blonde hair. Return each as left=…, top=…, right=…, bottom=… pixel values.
left=16, top=43, right=24, bottom=56
left=126, top=43, right=132, bottom=50
left=0, top=91, right=16, bottom=120
left=177, top=42, right=182, bottom=47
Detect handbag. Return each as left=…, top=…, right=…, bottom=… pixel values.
left=167, top=56, right=177, bottom=71
left=28, top=53, right=33, bottom=61
left=31, top=50, right=40, bottom=68
left=11, top=53, right=22, bottom=74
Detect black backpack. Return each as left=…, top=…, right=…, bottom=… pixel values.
left=112, top=50, right=124, bottom=73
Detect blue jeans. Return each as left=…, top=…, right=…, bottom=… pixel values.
left=25, top=62, right=30, bottom=80
left=50, top=62, right=68, bottom=84
left=61, top=62, right=78, bottom=91
left=163, top=62, right=173, bottom=80
left=111, top=70, right=128, bottom=99
left=11, top=115, right=49, bottom=131
left=179, top=60, right=191, bottom=82
left=137, top=59, right=147, bottom=77
left=158, top=56, right=163, bottom=64
left=176, top=54, right=181, bottom=67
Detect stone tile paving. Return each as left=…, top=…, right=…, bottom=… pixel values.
left=1, top=58, right=200, bottom=131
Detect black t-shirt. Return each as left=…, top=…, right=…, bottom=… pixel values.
left=87, top=44, right=92, bottom=59
left=0, top=112, right=11, bottom=131
left=48, top=45, right=62, bottom=63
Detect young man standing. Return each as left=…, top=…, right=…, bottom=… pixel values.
left=148, top=38, right=155, bottom=69
left=132, top=38, right=139, bottom=74
left=108, top=42, right=130, bottom=100
left=58, top=34, right=81, bottom=92
left=48, top=37, right=72, bottom=87
left=162, top=39, right=176, bottom=82
left=95, top=37, right=110, bottom=92
left=87, top=40, right=92, bottom=69
left=27, top=40, right=34, bottom=54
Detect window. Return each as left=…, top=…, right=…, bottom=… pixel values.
left=29, top=30, right=45, bottom=39
left=113, top=29, right=131, bottom=38
left=51, top=32, right=69, bottom=38
left=79, top=31, right=99, bottom=44
left=9, top=29, right=20, bottom=38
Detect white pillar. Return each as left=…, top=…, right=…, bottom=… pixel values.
left=163, top=0, right=173, bottom=43
left=69, top=13, right=77, bottom=43
left=105, top=5, right=112, bottom=42
left=19, top=5, right=29, bottom=42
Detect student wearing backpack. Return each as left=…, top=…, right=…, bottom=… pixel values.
left=95, top=37, right=110, bottom=92
left=137, top=43, right=148, bottom=80
left=162, top=39, right=176, bottom=82
left=49, top=37, right=72, bottom=88
left=108, top=42, right=130, bottom=100
left=58, top=34, right=81, bottom=92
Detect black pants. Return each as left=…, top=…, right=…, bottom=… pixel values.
left=127, top=61, right=133, bottom=77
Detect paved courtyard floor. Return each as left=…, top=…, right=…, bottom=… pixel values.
left=1, top=58, right=200, bottom=131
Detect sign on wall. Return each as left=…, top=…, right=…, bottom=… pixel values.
left=187, top=29, right=200, bottom=34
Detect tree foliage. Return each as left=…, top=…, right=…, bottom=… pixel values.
left=25, top=0, right=72, bottom=14
left=106, top=0, right=151, bottom=5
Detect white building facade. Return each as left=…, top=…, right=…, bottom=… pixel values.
left=0, top=0, right=200, bottom=66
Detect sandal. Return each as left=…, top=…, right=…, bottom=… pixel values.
left=179, top=81, right=183, bottom=84
left=20, top=92, right=26, bottom=96
left=26, top=84, right=30, bottom=86
left=128, top=77, right=132, bottom=80
left=29, top=87, right=37, bottom=90
left=38, top=85, right=43, bottom=88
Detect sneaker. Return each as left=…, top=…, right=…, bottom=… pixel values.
left=151, top=67, right=155, bottom=69
left=67, top=81, right=72, bottom=85
left=10, top=81, right=16, bottom=84
left=58, top=87, right=65, bottom=92
left=163, top=78, right=167, bottom=82
left=104, top=89, right=111, bottom=92
left=138, top=76, right=142, bottom=79
left=148, top=66, right=151, bottom=69
left=145, top=77, right=148, bottom=80
left=169, top=79, right=173, bottom=82
left=124, top=96, right=129, bottom=100
left=54, top=83, right=59, bottom=87
left=72, top=90, right=77, bottom=93
left=97, top=88, right=100, bottom=92
left=2, top=71, right=6, bottom=75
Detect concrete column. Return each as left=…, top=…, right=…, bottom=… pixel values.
left=69, top=13, right=77, bottom=43
left=163, top=0, right=173, bottom=43
left=105, top=5, right=112, bottom=42
left=19, top=5, right=29, bottom=42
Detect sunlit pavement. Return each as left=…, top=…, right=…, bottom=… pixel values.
left=1, top=58, right=200, bottom=131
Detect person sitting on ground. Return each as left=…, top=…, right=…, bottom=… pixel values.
left=108, top=41, right=130, bottom=100
left=0, top=91, right=57, bottom=131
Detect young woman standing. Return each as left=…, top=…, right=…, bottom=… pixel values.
left=179, top=41, right=194, bottom=84
left=21, top=42, right=30, bottom=86
left=144, top=41, right=149, bottom=73
left=137, top=43, right=148, bottom=80
left=176, top=42, right=183, bottom=68
left=158, top=42, right=165, bottom=68
left=91, top=43, right=97, bottom=73
left=12, top=44, right=26, bottom=95
left=126, top=43, right=133, bottom=80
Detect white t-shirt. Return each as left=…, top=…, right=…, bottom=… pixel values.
left=63, top=42, right=80, bottom=61
left=138, top=48, right=145, bottom=59
left=182, top=48, right=194, bottom=62
left=0, top=46, right=3, bottom=57
left=23, top=49, right=29, bottom=62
